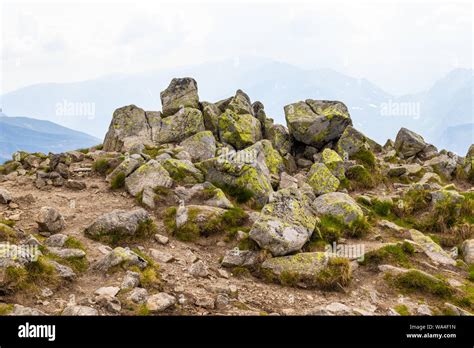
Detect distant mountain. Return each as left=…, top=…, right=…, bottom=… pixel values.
left=0, top=113, right=100, bottom=163
left=1, top=58, right=472, bottom=154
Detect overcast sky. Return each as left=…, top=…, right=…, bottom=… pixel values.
left=1, top=0, right=472, bottom=95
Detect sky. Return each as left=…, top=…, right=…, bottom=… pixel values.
left=0, top=0, right=472, bottom=95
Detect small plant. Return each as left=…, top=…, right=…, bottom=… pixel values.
left=345, top=165, right=376, bottom=189
left=0, top=303, right=14, bottom=315
left=92, top=158, right=111, bottom=175
left=390, top=270, right=453, bottom=298
left=372, top=198, right=393, bottom=217
left=350, top=148, right=376, bottom=169
left=212, top=182, right=254, bottom=204
left=360, top=242, right=414, bottom=269
left=394, top=304, right=410, bottom=316
left=110, top=172, right=126, bottom=189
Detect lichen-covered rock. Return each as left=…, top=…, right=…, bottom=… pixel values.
left=221, top=248, right=259, bottom=268
left=154, top=107, right=205, bottom=144
left=306, top=163, right=340, bottom=195
left=408, top=229, right=456, bottom=266
left=284, top=100, right=351, bottom=148
left=227, top=90, right=254, bottom=115
left=249, top=188, right=317, bottom=256
left=174, top=182, right=233, bottom=209
left=180, top=131, right=217, bottom=162
left=103, top=105, right=154, bottom=152
left=199, top=150, right=273, bottom=207
left=62, top=305, right=98, bottom=316
left=430, top=189, right=464, bottom=207
left=266, top=124, right=292, bottom=156
left=336, top=125, right=381, bottom=158
left=318, top=148, right=345, bottom=180
left=93, top=247, right=148, bottom=272
left=160, top=77, right=199, bottom=117
left=312, top=192, right=364, bottom=227
left=106, top=156, right=144, bottom=183
left=261, top=252, right=351, bottom=288
left=245, top=140, right=286, bottom=178
left=0, top=188, right=12, bottom=204
left=218, top=109, right=262, bottom=150
left=124, top=160, right=173, bottom=197
left=200, top=101, right=221, bottom=136
left=394, top=127, right=427, bottom=158
left=462, top=239, right=474, bottom=264
left=171, top=204, right=227, bottom=239
left=162, top=159, right=204, bottom=185
left=463, top=144, right=474, bottom=180
left=84, top=208, right=153, bottom=240
left=424, top=154, right=457, bottom=179
left=36, top=206, right=66, bottom=234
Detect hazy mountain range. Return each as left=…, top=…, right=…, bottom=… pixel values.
left=0, top=113, right=100, bottom=163
left=1, top=57, right=472, bottom=155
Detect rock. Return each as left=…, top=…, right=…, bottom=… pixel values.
left=96, top=294, right=121, bottom=313
left=377, top=220, right=405, bottom=233
left=128, top=288, right=148, bottom=304
left=180, top=182, right=234, bottom=209
left=106, top=157, right=143, bottom=183
left=180, top=131, right=217, bottom=162
left=154, top=107, right=205, bottom=144
left=62, top=305, right=98, bottom=316
left=266, top=124, right=292, bottom=156
left=318, top=148, right=345, bottom=180
left=154, top=234, right=169, bottom=245
left=218, top=109, right=262, bottom=150
left=36, top=206, right=66, bottom=234
left=279, top=172, right=298, bottom=190
left=388, top=166, right=407, bottom=177
left=195, top=295, right=215, bottom=309
left=65, top=180, right=86, bottom=190
left=121, top=271, right=140, bottom=289
left=424, top=154, right=457, bottom=179
left=306, top=163, right=340, bottom=195
left=150, top=249, right=174, bottom=263
left=84, top=208, right=153, bottom=240
left=221, top=248, right=259, bottom=268
left=103, top=105, right=154, bottom=152
left=162, top=159, right=204, bottom=184
left=261, top=252, right=351, bottom=288
left=44, top=234, right=68, bottom=247
left=201, top=101, right=221, bottom=137
left=146, top=292, right=176, bottom=312
left=285, top=100, right=351, bottom=148
left=124, top=160, right=173, bottom=197
left=227, top=89, right=254, bottom=115
left=336, top=125, right=381, bottom=157
left=47, top=247, right=86, bottom=259
left=188, top=260, right=209, bottom=277
left=249, top=188, right=317, bottom=256
left=394, top=128, right=427, bottom=158
left=409, top=229, right=456, bottom=266
left=418, top=172, right=442, bottom=186
left=160, top=77, right=199, bottom=117
left=48, top=260, right=76, bottom=280
left=95, top=286, right=120, bottom=297
left=93, top=247, right=148, bottom=272
left=462, top=239, right=474, bottom=264
left=444, top=303, right=472, bottom=316
left=310, top=302, right=354, bottom=315
left=10, top=304, right=47, bottom=316
left=312, top=192, right=364, bottom=227
left=430, top=189, right=464, bottom=212
left=0, top=188, right=12, bottom=204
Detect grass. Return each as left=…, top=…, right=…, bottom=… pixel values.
left=468, top=265, right=474, bottom=282
left=92, top=158, right=112, bottom=175
left=345, top=165, right=377, bottom=189
left=76, top=148, right=90, bottom=154
left=0, top=219, right=15, bottom=227
left=372, top=198, right=393, bottom=217
left=136, top=304, right=150, bottom=316
left=110, top=172, right=126, bottom=189
left=394, top=304, right=411, bottom=316
left=313, top=215, right=370, bottom=243
left=63, top=236, right=86, bottom=251
left=0, top=303, right=13, bottom=315
left=212, top=182, right=254, bottom=204
left=389, top=270, right=454, bottom=298
left=5, top=256, right=61, bottom=292
left=359, top=242, right=415, bottom=269
left=142, top=145, right=161, bottom=159
left=0, top=223, right=17, bottom=242
left=350, top=148, right=376, bottom=169
left=130, top=250, right=161, bottom=290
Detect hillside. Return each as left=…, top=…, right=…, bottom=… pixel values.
left=0, top=77, right=472, bottom=317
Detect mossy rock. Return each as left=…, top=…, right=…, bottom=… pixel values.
left=218, top=109, right=262, bottom=150
left=162, top=159, right=204, bottom=185
left=306, top=163, right=340, bottom=195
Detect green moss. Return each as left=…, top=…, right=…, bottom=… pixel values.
left=350, top=148, right=376, bottom=169
left=163, top=207, right=177, bottom=232
left=390, top=270, right=454, bottom=298
left=143, top=146, right=160, bottom=159
left=0, top=303, right=14, bottom=315
left=63, top=237, right=86, bottom=251
left=110, top=172, right=126, bottom=189
left=394, top=304, right=411, bottom=316
left=131, top=249, right=161, bottom=289
left=232, top=266, right=252, bottom=277
left=468, top=265, right=474, bottom=282
left=360, top=242, right=415, bottom=269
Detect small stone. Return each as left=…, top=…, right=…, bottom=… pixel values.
left=146, top=292, right=176, bottom=312
left=121, top=271, right=140, bottom=289
left=128, top=288, right=148, bottom=304
left=154, top=234, right=169, bottom=245
left=94, top=286, right=120, bottom=297
left=195, top=295, right=215, bottom=309
left=189, top=260, right=209, bottom=277
left=0, top=188, right=12, bottom=204
left=62, top=305, right=98, bottom=316
left=150, top=249, right=174, bottom=263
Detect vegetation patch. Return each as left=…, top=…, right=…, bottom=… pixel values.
left=313, top=215, right=370, bottom=243
left=394, top=304, right=411, bottom=316
left=212, top=182, right=254, bottom=204
left=359, top=242, right=415, bottom=269
left=0, top=303, right=13, bottom=315
left=388, top=270, right=454, bottom=298
left=110, top=172, right=126, bottom=189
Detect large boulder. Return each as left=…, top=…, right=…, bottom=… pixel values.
left=409, top=229, right=456, bottom=266
left=154, top=108, right=205, bottom=144
left=394, top=128, right=427, bottom=158
left=312, top=192, right=364, bottom=227
left=180, top=131, right=217, bottom=162
left=174, top=182, right=233, bottom=209
left=245, top=140, right=286, bottom=178
left=106, top=156, right=144, bottom=183
left=249, top=188, right=317, bottom=256
left=284, top=100, right=351, bottom=148
left=124, top=160, right=173, bottom=197
left=162, top=159, right=204, bottom=185
left=336, top=125, right=382, bottom=158
left=200, top=101, right=221, bottom=137
left=84, top=208, right=153, bottom=241
left=318, top=148, right=345, bottom=180
left=198, top=149, right=274, bottom=207
left=218, top=109, right=262, bottom=150
left=227, top=90, right=254, bottom=115
left=36, top=207, right=66, bottom=234
left=424, top=154, right=457, bottom=179
left=93, top=247, right=148, bottom=272
left=103, top=105, right=154, bottom=152
left=160, top=77, right=199, bottom=117
left=306, top=163, right=340, bottom=195
left=261, top=252, right=351, bottom=288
